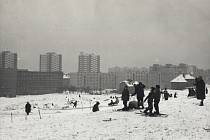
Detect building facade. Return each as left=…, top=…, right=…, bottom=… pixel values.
left=40, top=52, right=62, bottom=72
left=0, top=51, right=17, bottom=69
left=0, top=68, right=17, bottom=97
left=78, top=52, right=100, bottom=73
left=17, top=70, right=63, bottom=95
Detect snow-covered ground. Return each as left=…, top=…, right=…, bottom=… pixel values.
left=0, top=87, right=210, bottom=140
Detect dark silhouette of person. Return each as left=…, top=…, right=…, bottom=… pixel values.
left=25, top=102, right=31, bottom=115
left=73, top=101, right=77, bottom=108
left=132, top=82, right=145, bottom=109
left=108, top=100, right=114, bottom=106
left=144, top=87, right=155, bottom=115
left=92, top=101, right=100, bottom=112
left=113, top=96, right=119, bottom=105
left=195, top=76, right=206, bottom=106
left=174, top=92, right=177, bottom=98
left=121, top=86, right=130, bottom=111
left=163, top=88, right=169, bottom=100
left=188, top=88, right=196, bottom=97
left=154, top=85, right=161, bottom=114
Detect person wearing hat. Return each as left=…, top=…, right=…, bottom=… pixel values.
left=121, top=85, right=130, bottom=111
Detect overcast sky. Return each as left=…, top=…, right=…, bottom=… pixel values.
left=0, top=0, right=210, bottom=73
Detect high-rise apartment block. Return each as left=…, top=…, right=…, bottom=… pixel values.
left=78, top=52, right=100, bottom=73
left=0, top=51, right=17, bottom=69
left=40, top=52, right=62, bottom=72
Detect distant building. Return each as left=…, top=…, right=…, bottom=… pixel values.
left=184, top=74, right=195, bottom=87
left=148, top=64, right=161, bottom=87
left=69, top=72, right=116, bottom=90
left=170, top=74, right=188, bottom=90
left=170, top=74, right=195, bottom=90
left=108, top=67, right=149, bottom=89
left=159, top=64, right=177, bottom=88
left=63, top=73, right=71, bottom=89
left=78, top=52, right=100, bottom=73
left=40, top=52, right=62, bottom=72
left=0, top=51, right=17, bottom=69
left=0, top=68, right=17, bottom=97
left=177, top=63, right=188, bottom=74
left=17, top=70, right=63, bottom=95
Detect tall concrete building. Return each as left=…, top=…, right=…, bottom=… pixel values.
left=40, top=52, right=62, bottom=72
left=0, top=51, right=17, bottom=69
left=78, top=52, right=100, bottom=73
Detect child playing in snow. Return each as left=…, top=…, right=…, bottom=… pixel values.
left=144, top=87, right=155, bottom=115
left=92, top=101, right=100, bottom=112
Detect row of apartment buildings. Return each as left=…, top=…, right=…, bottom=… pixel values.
left=69, top=63, right=210, bottom=90
left=1, top=51, right=210, bottom=96
left=0, top=51, right=63, bottom=97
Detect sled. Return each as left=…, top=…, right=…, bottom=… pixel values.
left=135, top=111, right=168, bottom=118
left=102, top=118, right=117, bottom=122
left=203, top=128, right=210, bottom=132
left=116, top=108, right=139, bottom=112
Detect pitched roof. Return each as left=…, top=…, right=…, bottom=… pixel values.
left=184, top=74, right=195, bottom=80
left=120, top=80, right=134, bottom=87
left=170, top=74, right=188, bottom=83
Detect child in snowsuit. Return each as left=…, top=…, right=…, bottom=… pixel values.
left=144, top=87, right=155, bottom=115
left=92, top=101, right=100, bottom=112
left=163, top=88, right=169, bottom=100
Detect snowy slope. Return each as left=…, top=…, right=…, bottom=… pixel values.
left=0, top=88, right=210, bottom=140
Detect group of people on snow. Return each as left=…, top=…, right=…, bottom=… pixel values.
left=121, top=75, right=208, bottom=115
left=24, top=76, right=208, bottom=116
left=108, top=96, right=119, bottom=106
left=121, top=82, right=162, bottom=115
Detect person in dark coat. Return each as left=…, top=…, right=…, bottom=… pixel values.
left=25, top=102, right=31, bottom=115
left=163, top=88, right=169, bottom=100
left=132, top=82, right=145, bottom=109
left=73, top=101, right=77, bottom=108
left=121, top=86, right=130, bottom=111
left=144, top=87, right=155, bottom=115
left=92, top=101, right=100, bottom=112
left=154, top=85, right=161, bottom=114
left=174, top=92, right=177, bottom=98
left=195, top=76, right=206, bottom=106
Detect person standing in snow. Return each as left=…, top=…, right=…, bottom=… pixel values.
left=121, top=85, right=130, bottom=111
left=195, top=76, right=206, bottom=106
left=92, top=101, right=100, bottom=112
left=25, top=102, right=31, bottom=115
left=163, top=88, right=169, bottom=100
left=132, top=82, right=145, bottom=109
left=144, top=87, right=155, bottom=115
left=154, top=85, right=161, bottom=114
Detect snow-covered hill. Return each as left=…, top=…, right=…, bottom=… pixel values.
left=0, top=88, right=210, bottom=140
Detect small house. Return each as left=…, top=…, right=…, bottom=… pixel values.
left=170, top=74, right=188, bottom=90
